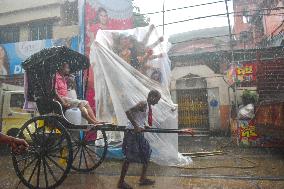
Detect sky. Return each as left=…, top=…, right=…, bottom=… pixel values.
left=133, top=0, right=234, bottom=37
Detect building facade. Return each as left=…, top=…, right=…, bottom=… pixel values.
left=0, top=0, right=79, bottom=44
left=233, top=0, right=284, bottom=48
left=169, top=27, right=232, bottom=134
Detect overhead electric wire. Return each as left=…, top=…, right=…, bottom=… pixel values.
left=171, top=34, right=233, bottom=45
left=134, top=0, right=229, bottom=16
left=156, top=6, right=284, bottom=27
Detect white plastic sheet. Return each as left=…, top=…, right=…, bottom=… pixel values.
left=90, top=25, right=192, bottom=166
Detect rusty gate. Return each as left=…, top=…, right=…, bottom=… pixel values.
left=177, top=89, right=209, bottom=129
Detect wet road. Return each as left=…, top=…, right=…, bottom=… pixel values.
left=1, top=137, right=284, bottom=189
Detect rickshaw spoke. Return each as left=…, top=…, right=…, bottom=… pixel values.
left=48, top=154, right=68, bottom=160
left=72, top=145, right=79, bottom=156
left=34, top=121, right=39, bottom=134
left=73, top=146, right=81, bottom=161
left=78, top=147, right=83, bottom=169
left=42, top=158, right=49, bottom=188
left=17, top=153, right=35, bottom=162
left=72, top=144, right=80, bottom=151
left=20, top=157, right=37, bottom=175
left=46, top=155, right=65, bottom=172
left=43, top=158, right=58, bottom=183
left=25, top=127, right=38, bottom=144
left=48, top=135, right=65, bottom=151
left=84, top=146, right=97, bottom=164
left=26, top=146, right=37, bottom=153
left=72, top=143, right=80, bottom=148
left=48, top=133, right=64, bottom=147
left=72, top=137, right=81, bottom=144
left=85, top=146, right=101, bottom=157
left=27, top=159, right=40, bottom=183
left=33, top=121, right=42, bottom=143
left=48, top=134, right=66, bottom=152
left=48, top=143, right=68, bottom=154
left=82, top=147, right=89, bottom=169
left=45, top=129, right=55, bottom=144
left=41, top=122, right=47, bottom=144
left=85, top=147, right=100, bottom=161
left=49, top=145, right=68, bottom=154
left=36, top=158, right=41, bottom=188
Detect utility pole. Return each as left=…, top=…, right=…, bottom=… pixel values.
left=225, top=0, right=238, bottom=136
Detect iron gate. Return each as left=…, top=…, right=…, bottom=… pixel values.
left=177, top=89, right=209, bottom=129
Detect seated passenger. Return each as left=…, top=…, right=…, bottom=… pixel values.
left=66, top=75, right=78, bottom=99
left=55, top=62, right=102, bottom=125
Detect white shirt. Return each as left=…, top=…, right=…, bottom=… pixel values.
left=126, top=102, right=149, bottom=129
left=67, top=89, right=77, bottom=99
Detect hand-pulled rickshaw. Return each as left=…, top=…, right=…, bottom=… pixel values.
left=11, top=46, right=189, bottom=189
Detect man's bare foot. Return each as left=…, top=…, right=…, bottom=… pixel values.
left=139, top=178, right=155, bottom=186
left=117, top=182, right=133, bottom=189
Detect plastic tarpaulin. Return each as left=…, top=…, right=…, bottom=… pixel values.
left=90, top=26, right=192, bottom=166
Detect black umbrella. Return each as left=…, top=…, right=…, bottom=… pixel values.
left=22, top=46, right=90, bottom=73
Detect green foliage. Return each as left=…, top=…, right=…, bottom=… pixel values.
left=132, top=2, right=150, bottom=27
left=241, top=90, right=258, bottom=105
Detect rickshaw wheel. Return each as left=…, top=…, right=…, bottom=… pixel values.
left=71, top=129, right=108, bottom=172
left=12, top=116, right=73, bottom=189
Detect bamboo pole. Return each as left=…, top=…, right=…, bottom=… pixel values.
left=95, top=125, right=193, bottom=134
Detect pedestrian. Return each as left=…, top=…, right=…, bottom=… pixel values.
left=0, top=132, right=29, bottom=154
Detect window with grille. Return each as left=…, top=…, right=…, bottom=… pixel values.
left=29, top=22, right=53, bottom=41
left=0, top=26, right=20, bottom=44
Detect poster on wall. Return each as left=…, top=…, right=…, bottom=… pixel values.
left=225, top=62, right=257, bottom=86
left=238, top=118, right=284, bottom=147
left=84, top=0, right=133, bottom=56
left=80, top=0, right=133, bottom=111
left=226, top=64, right=236, bottom=85
left=236, top=62, right=257, bottom=83
left=0, top=36, right=79, bottom=76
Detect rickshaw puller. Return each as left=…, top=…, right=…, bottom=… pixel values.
left=117, top=90, right=161, bottom=189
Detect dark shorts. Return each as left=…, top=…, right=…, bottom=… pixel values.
left=122, top=130, right=151, bottom=164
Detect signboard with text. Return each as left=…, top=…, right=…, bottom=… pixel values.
left=0, top=36, right=78, bottom=75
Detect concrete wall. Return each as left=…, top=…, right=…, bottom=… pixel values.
left=53, top=25, right=79, bottom=39
left=0, top=5, right=61, bottom=26
left=206, top=72, right=231, bottom=131
left=0, top=0, right=62, bottom=14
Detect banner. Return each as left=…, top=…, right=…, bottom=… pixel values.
left=236, top=62, right=257, bottom=83
left=225, top=62, right=257, bottom=86
left=84, top=0, right=133, bottom=56
left=0, top=36, right=79, bottom=75
left=82, top=0, right=133, bottom=111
